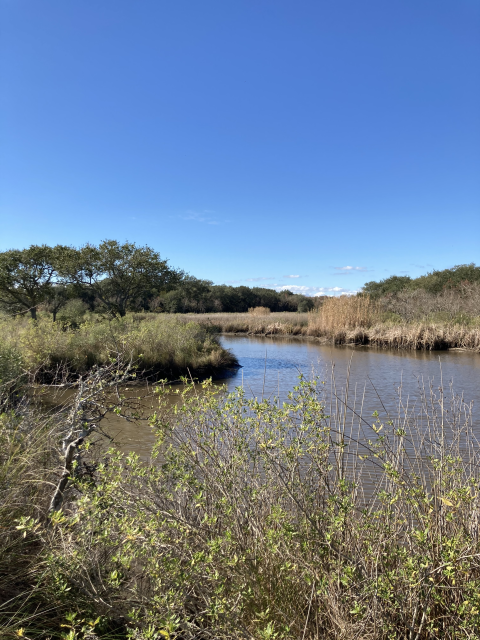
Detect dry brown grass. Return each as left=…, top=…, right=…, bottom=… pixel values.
left=247, top=306, right=271, bottom=316
left=178, top=311, right=310, bottom=335
left=307, top=295, right=381, bottom=333
left=174, top=297, right=480, bottom=351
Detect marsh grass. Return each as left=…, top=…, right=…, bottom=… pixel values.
left=178, top=297, right=480, bottom=351
left=248, top=307, right=271, bottom=316
left=179, top=311, right=310, bottom=336
left=0, top=313, right=237, bottom=382
left=2, top=358, right=480, bottom=639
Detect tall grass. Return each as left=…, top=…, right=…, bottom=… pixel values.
left=248, top=306, right=271, bottom=316
left=308, top=295, right=381, bottom=333
left=177, top=296, right=480, bottom=351
left=1, top=366, right=479, bottom=638
left=179, top=311, right=310, bottom=335
left=0, top=313, right=237, bottom=382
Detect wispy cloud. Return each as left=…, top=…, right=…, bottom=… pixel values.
left=224, top=276, right=275, bottom=284
left=178, top=209, right=222, bottom=225
left=333, top=266, right=370, bottom=275
left=282, top=274, right=301, bottom=278
left=246, top=277, right=275, bottom=282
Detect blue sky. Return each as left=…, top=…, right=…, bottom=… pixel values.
left=1, top=0, right=479, bottom=296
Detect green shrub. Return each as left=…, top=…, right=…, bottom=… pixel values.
left=0, top=314, right=237, bottom=382
left=42, top=376, right=480, bottom=639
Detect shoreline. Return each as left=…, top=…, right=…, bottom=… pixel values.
left=213, top=326, right=480, bottom=352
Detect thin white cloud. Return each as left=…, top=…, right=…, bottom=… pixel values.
left=283, top=274, right=300, bottom=278
left=334, top=266, right=369, bottom=273
left=245, top=277, right=275, bottom=282
left=178, top=209, right=221, bottom=225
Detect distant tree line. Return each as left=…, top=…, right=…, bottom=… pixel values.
left=361, top=263, right=480, bottom=298
left=0, top=241, right=316, bottom=320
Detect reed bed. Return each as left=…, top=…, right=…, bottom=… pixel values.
left=0, top=313, right=237, bottom=382
left=177, top=296, right=480, bottom=351
left=1, top=360, right=479, bottom=639
left=179, top=311, right=310, bottom=335
left=308, top=294, right=381, bottom=332
left=247, top=306, right=271, bottom=316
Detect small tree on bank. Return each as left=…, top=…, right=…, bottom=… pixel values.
left=0, top=245, right=68, bottom=320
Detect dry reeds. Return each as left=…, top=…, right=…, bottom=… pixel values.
left=308, top=294, right=381, bottom=333
left=175, top=307, right=480, bottom=351
left=248, top=306, right=271, bottom=316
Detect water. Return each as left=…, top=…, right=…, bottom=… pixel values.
left=97, top=335, right=480, bottom=458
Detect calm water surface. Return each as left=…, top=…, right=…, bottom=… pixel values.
left=102, top=336, right=480, bottom=458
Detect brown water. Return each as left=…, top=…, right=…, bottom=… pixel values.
left=93, top=335, right=480, bottom=459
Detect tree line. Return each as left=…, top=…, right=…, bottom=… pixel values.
left=361, top=263, right=480, bottom=298
left=0, top=241, right=316, bottom=320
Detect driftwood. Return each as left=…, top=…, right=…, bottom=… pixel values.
left=48, top=355, right=137, bottom=516
left=48, top=426, right=95, bottom=514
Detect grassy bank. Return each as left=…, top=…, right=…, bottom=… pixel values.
left=1, top=361, right=479, bottom=639
left=0, top=313, right=237, bottom=382
left=178, top=295, right=480, bottom=351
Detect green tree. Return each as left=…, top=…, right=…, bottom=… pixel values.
left=44, top=284, right=73, bottom=322
left=62, top=240, right=182, bottom=317
left=0, top=245, right=66, bottom=319
left=413, top=263, right=480, bottom=293
left=362, top=275, right=412, bottom=298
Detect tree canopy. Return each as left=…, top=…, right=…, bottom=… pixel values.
left=0, top=240, right=317, bottom=319
left=362, top=264, right=480, bottom=297
left=61, top=240, right=182, bottom=317
left=0, top=245, right=68, bottom=319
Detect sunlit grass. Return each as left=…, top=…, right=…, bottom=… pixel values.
left=0, top=313, right=237, bottom=382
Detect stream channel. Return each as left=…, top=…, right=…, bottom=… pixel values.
left=93, top=335, right=480, bottom=460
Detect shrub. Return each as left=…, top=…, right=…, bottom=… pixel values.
left=248, top=306, right=271, bottom=316
left=0, top=314, right=237, bottom=383
left=38, top=375, right=480, bottom=639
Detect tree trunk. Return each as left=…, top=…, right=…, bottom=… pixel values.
left=30, top=306, right=37, bottom=320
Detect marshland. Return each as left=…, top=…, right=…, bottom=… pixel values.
left=1, top=246, right=480, bottom=639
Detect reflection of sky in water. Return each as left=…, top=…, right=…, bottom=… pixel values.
left=100, top=336, right=480, bottom=459
left=219, top=335, right=480, bottom=427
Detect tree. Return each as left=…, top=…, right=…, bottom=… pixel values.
left=361, top=275, right=412, bottom=298
left=44, top=284, right=72, bottom=322
left=0, top=245, right=67, bottom=319
left=161, top=276, right=213, bottom=313
left=62, top=240, right=182, bottom=318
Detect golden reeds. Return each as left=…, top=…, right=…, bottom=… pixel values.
left=307, top=294, right=381, bottom=333
left=175, top=301, right=480, bottom=351
left=247, top=306, right=271, bottom=316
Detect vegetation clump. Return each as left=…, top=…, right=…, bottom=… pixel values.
left=0, top=313, right=237, bottom=383
left=0, top=361, right=479, bottom=638
left=362, top=263, right=480, bottom=297
left=247, top=306, right=271, bottom=316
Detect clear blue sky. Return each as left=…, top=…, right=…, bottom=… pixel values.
left=1, top=1, right=479, bottom=295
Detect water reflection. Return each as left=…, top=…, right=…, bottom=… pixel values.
left=54, top=336, right=478, bottom=460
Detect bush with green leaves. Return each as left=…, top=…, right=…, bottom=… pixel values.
left=37, top=375, right=480, bottom=639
